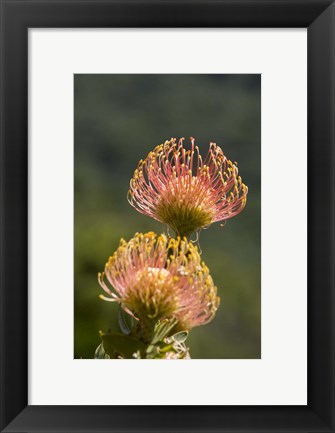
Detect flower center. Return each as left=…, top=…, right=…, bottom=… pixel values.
left=125, top=267, right=177, bottom=324
left=155, top=175, right=214, bottom=238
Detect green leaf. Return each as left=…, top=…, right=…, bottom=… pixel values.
left=94, top=343, right=110, bottom=359
left=145, top=341, right=175, bottom=359
left=118, top=305, right=131, bottom=336
left=101, top=333, right=147, bottom=359
left=172, top=331, right=188, bottom=343
left=158, top=343, right=175, bottom=353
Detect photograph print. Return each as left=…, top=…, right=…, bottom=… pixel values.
left=74, top=74, right=261, bottom=359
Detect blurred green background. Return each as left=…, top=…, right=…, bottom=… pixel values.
left=74, top=74, right=261, bottom=359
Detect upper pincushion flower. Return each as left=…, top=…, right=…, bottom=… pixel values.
left=128, top=137, right=248, bottom=238
left=98, top=232, right=219, bottom=332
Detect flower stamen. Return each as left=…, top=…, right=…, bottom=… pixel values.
left=128, top=137, right=248, bottom=238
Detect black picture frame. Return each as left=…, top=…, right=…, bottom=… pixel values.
left=1, top=0, right=334, bottom=432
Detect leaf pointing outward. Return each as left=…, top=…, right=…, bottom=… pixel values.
left=94, top=343, right=110, bottom=359
left=118, top=305, right=132, bottom=336
left=172, top=331, right=189, bottom=343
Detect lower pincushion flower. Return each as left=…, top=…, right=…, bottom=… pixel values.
left=128, top=137, right=248, bottom=238
left=98, top=232, right=220, bottom=336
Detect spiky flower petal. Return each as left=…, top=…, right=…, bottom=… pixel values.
left=98, top=232, right=219, bottom=330
left=128, top=137, right=248, bottom=238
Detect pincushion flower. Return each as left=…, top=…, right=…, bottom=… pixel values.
left=128, top=137, right=248, bottom=238
left=98, top=232, right=219, bottom=332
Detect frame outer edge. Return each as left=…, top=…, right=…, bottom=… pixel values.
left=0, top=0, right=28, bottom=431
left=308, top=1, right=335, bottom=431
left=0, top=0, right=334, bottom=432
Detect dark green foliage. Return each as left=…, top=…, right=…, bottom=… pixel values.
left=101, top=333, right=147, bottom=359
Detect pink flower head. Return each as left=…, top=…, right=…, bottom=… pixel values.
left=98, top=232, right=219, bottom=330
left=128, top=137, right=248, bottom=238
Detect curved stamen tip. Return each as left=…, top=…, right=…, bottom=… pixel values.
left=99, top=294, right=115, bottom=302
